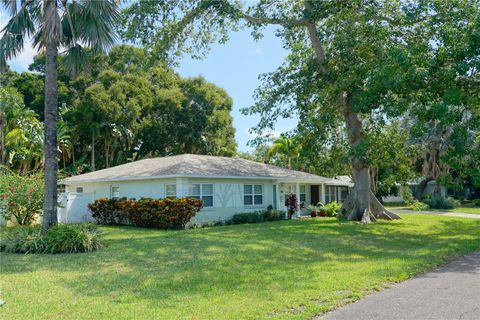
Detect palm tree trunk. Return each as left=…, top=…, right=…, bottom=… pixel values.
left=41, top=1, right=59, bottom=233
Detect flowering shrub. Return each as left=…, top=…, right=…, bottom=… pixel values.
left=88, top=197, right=203, bottom=229
left=0, top=172, right=44, bottom=225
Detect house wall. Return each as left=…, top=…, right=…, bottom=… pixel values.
left=61, top=177, right=278, bottom=224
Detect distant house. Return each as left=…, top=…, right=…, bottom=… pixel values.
left=59, top=154, right=353, bottom=224
left=382, top=179, right=475, bottom=203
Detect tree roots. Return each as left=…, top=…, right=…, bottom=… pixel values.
left=340, top=191, right=401, bottom=223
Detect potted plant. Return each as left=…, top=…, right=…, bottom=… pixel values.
left=307, top=202, right=325, bottom=218
left=307, top=204, right=318, bottom=217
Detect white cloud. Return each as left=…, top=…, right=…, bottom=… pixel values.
left=1, top=8, right=36, bottom=72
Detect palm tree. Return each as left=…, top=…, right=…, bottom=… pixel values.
left=0, top=0, right=119, bottom=232
left=267, top=134, right=300, bottom=169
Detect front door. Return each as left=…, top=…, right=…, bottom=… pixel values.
left=310, top=185, right=319, bottom=205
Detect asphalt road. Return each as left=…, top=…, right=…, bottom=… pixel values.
left=319, top=251, right=480, bottom=320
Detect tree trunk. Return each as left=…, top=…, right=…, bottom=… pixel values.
left=303, top=2, right=399, bottom=222
left=41, top=0, right=59, bottom=233
left=91, top=132, right=96, bottom=171
left=339, top=94, right=400, bottom=222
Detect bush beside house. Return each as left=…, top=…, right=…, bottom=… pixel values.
left=229, top=210, right=285, bottom=225
left=88, top=197, right=203, bottom=229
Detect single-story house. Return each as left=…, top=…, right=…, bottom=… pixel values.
left=58, top=154, right=353, bottom=224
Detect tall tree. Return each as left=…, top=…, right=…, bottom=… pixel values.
left=0, top=0, right=120, bottom=232
left=121, top=0, right=417, bottom=222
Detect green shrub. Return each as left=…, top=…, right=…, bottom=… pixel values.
left=409, top=200, right=430, bottom=211
left=322, top=201, right=341, bottom=217
left=424, top=195, right=460, bottom=209
left=43, top=223, right=104, bottom=254
left=231, top=211, right=265, bottom=224
left=473, top=198, right=480, bottom=207
left=400, top=187, right=415, bottom=205
left=230, top=209, right=285, bottom=225
left=0, top=223, right=103, bottom=254
left=88, top=197, right=203, bottom=229
left=263, top=209, right=285, bottom=221
left=0, top=225, right=44, bottom=253
left=0, top=172, right=44, bottom=225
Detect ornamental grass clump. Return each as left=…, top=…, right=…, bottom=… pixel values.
left=0, top=223, right=103, bottom=254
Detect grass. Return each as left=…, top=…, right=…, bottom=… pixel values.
left=1, top=214, right=480, bottom=320
left=384, top=202, right=480, bottom=214
left=427, top=206, right=480, bottom=215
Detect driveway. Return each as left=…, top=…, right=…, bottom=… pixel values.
left=318, top=251, right=480, bottom=320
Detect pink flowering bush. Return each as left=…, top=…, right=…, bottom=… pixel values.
left=0, top=172, right=44, bottom=225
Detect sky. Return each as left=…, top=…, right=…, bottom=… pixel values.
left=0, top=9, right=297, bottom=152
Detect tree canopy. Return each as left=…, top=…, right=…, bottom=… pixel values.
left=2, top=45, right=237, bottom=175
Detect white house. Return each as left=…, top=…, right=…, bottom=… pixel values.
left=58, top=154, right=353, bottom=224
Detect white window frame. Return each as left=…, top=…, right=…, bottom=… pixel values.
left=244, top=184, right=263, bottom=206
left=76, top=187, right=84, bottom=193
left=326, top=186, right=337, bottom=203
left=165, top=183, right=177, bottom=198
left=189, top=183, right=214, bottom=207
left=110, top=186, right=120, bottom=199
left=299, top=185, right=306, bottom=203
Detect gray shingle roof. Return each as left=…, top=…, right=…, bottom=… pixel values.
left=63, top=154, right=348, bottom=184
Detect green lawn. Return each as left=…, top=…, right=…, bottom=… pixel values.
left=2, top=214, right=480, bottom=320
left=385, top=203, right=480, bottom=215
left=429, top=206, right=480, bottom=214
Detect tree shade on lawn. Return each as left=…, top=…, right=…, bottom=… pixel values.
left=1, top=215, right=480, bottom=319
left=0, top=0, right=120, bottom=232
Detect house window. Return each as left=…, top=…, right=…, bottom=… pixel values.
left=300, top=185, right=306, bottom=203
left=165, top=184, right=176, bottom=198
left=110, top=186, right=120, bottom=199
left=76, top=187, right=83, bottom=193
left=244, top=184, right=263, bottom=206
left=338, top=187, right=349, bottom=202
left=326, top=186, right=337, bottom=203
left=189, top=183, right=214, bottom=207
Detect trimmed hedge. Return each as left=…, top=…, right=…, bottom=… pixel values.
left=230, top=210, right=285, bottom=225
left=0, top=223, right=103, bottom=254
left=88, top=197, right=203, bottom=229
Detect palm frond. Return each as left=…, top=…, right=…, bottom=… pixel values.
left=77, top=0, right=120, bottom=52
left=1, top=0, right=18, bottom=16
left=61, top=44, right=88, bottom=77
left=0, top=1, right=36, bottom=70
